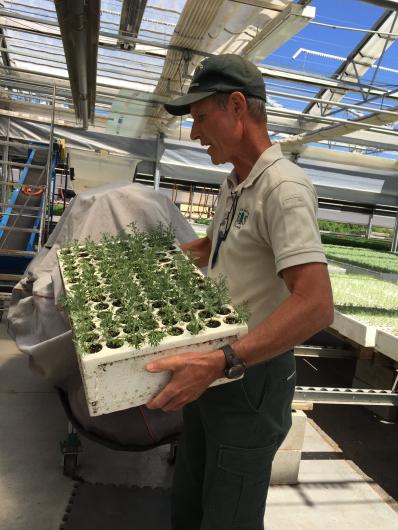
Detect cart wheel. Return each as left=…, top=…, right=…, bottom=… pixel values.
left=63, top=454, right=79, bottom=477
left=167, top=442, right=178, bottom=465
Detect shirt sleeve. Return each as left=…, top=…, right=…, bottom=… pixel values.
left=263, top=181, right=327, bottom=275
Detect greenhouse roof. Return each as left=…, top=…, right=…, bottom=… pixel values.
left=0, top=0, right=397, bottom=167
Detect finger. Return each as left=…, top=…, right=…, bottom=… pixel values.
left=161, top=389, right=202, bottom=412
left=145, top=355, right=180, bottom=373
left=161, top=397, right=188, bottom=412
left=145, top=355, right=184, bottom=372
left=145, top=384, right=177, bottom=410
left=146, top=350, right=198, bottom=373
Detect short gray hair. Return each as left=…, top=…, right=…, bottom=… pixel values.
left=212, top=93, right=267, bottom=123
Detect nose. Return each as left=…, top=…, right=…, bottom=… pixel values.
left=190, top=119, right=200, bottom=141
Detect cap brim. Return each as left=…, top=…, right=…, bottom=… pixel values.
left=164, top=91, right=217, bottom=116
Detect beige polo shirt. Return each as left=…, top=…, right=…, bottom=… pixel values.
left=206, top=143, right=327, bottom=330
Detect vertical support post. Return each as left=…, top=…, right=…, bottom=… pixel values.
left=153, top=133, right=164, bottom=191
left=188, top=184, right=194, bottom=221
left=366, top=210, right=373, bottom=239
left=391, top=211, right=398, bottom=254
left=39, top=84, right=56, bottom=249
left=1, top=117, right=10, bottom=213
left=154, top=169, right=160, bottom=191
left=63, top=152, right=69, bottom=210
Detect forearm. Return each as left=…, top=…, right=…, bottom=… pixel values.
left=232, top=290, right=334, bottom=367
left=180, top=236, right=211, bottom=268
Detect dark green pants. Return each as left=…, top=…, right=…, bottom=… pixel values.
left=171, top=350, right=296, bottom=530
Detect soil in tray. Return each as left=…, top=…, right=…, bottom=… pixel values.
left=206, top=319, right=221, bottom=328
left=199, top=310, right=214, bottom=319
left=87, top=343, right=103, bottom=354
left=106, top=339, right=124, bottom=349
left=168, top=326, right=184, bottom=336
left=224, top=316, right=239, bottom=324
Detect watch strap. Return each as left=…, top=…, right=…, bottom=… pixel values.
left=221, top=344, right=246, bottom=376
left=222, top=343, right=240, bottom=368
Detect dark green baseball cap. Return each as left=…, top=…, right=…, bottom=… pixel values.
left=164, top=54, right=266, bottom=116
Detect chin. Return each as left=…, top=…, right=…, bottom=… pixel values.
left=209, top=154, right=225, bottom=165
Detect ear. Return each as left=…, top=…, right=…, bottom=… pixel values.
left=229, top=92, right=247, bottom=118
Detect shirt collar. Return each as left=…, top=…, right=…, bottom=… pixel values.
left=226, top=143, right=284, bottom=192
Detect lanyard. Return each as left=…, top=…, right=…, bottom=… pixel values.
left=210, top=191, right=240, bottom=269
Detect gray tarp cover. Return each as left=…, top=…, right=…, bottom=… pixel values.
left=7, top=182, right=196, bottom=446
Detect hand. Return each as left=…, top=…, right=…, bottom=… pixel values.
left=145, top=349, right=225, bottom=411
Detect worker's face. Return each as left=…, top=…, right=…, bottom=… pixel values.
left=190, top=94, right=243, bottom=165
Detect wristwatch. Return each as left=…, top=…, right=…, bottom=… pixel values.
left=221, top=344, right=246, bottom=379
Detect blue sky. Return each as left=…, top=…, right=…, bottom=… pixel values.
left=268, top=0, right=386, bottom=78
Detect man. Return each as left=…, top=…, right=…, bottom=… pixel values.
left=146, top=54, right=334, bottom=530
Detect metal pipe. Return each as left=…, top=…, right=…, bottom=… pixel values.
left=1, top=117, right=10, bottom=214
left=309, top=19, right=398, bottom=38
left=366, top=212, right=373, bottom=239
left=69, top=0, right=88, bottom=128
left=0, top=181, right=47, bottom=189
left=0, top=161, right=47, bottom=170
left=294, top=386, right=398, bottom=406
left=153, top=132, right=163, bottom=191
left=40, top=84, right=56, bottom=249
left=0, top=248, right=35, bottom=257
left=53, top=0, right=93, bottom=128
left=0, top=45, right=66, bottom=63
left=0, top=140, right=49, bottom=149
left=0, top=201, right=42, bottom=211
left=266, top=88, right=398, bottom=118
left=392, top=212, right=398, bottom=254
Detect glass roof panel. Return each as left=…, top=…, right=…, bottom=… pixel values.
left=3, top=0, right=57, bottom=23
left=4, top=28, right=67, bottom=77
left=94, top=1, right=187, bottom=92
left=100, top=0, right=122, bottom=32
left=260, top=0, right=398, bottom=121
left=0, top=0, right=396, bottom=152
left=2, top=1, right=64, bottom=77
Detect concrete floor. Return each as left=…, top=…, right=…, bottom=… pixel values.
left=1, top=320, right=398, bottom=530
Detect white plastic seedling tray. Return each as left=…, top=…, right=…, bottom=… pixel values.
left=58, top=239, right=248, bottom=416
left=330, top=310, right=377, bottom=347
left=76, top=321, right=245, bottom=416
left=375, top=330, right=398, bottom=362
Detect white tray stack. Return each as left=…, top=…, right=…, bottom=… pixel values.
left=58, top=230, right=248, bottom=416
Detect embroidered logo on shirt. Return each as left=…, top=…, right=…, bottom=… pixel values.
left=234, top=208, right=249, bottom=229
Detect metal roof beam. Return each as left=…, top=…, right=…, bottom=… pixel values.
left=0, top=27, right=10, bottom=67
left=242, top=2, right=315, bottom=61
left=54, top=0, right=100, bottom=129
left=303, top=10, right=398, bottom=116
left=0, top=66, right=168, bottom=105
left=266, top=87, right=398, bottom=118
left=279, top=104, right=398, bottom=149
left=360, top=0, right=398, bottom=9
left=118, top=0, right=147, bottom=50
left=1, top=11, right=397, bottom=103
left=258, top=65, right=398, bottom=104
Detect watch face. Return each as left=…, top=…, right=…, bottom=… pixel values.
left=225, top=364, right=245, bottom=379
